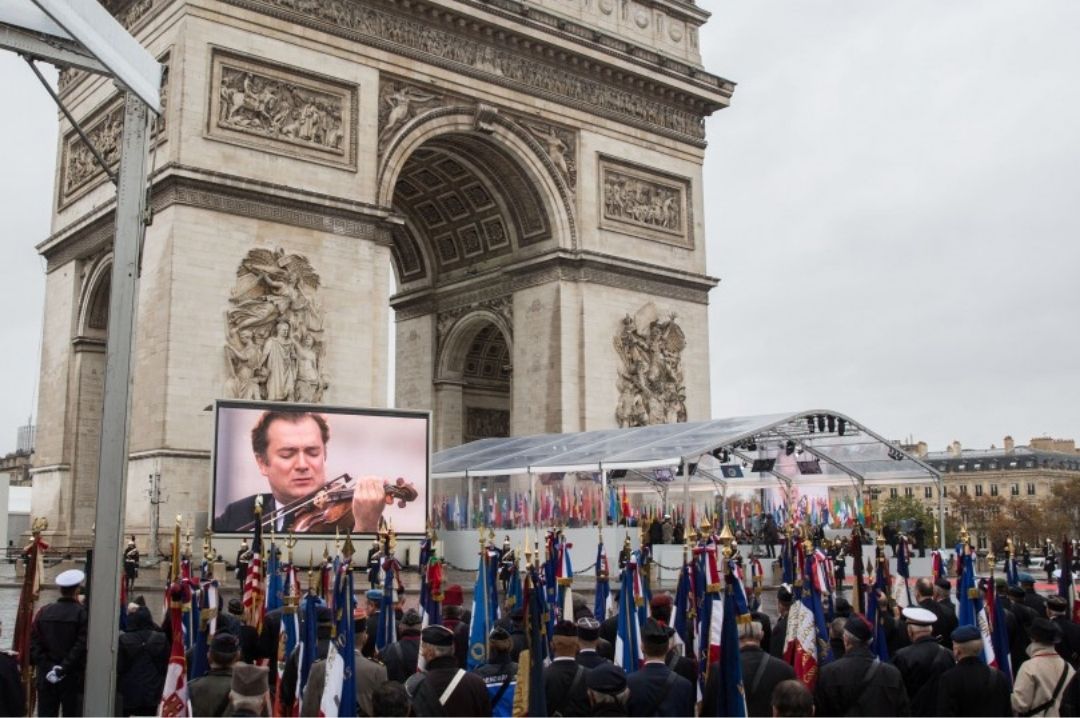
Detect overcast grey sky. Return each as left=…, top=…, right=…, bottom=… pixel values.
left=1, top=2, right=1078, bottom=456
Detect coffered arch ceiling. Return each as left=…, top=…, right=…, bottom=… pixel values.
left=388, top=135, right=551, bottom=286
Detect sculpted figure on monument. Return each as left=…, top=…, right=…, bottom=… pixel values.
left=603, top=172, right=682, bottom=231
left=218, top=67, right=344, bottom=150
left=378, top=83, right=440, bottom=147
left=613, top=303, right=687, bottom=427
left=226, top=248, right=328, bottom=402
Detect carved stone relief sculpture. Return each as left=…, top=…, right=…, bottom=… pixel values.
left=208, top=50, right=357, bottom=168
left=225, top=247, right=328, bottom=402
left=525, top=121, right=577, bottom=190
left=613, top=302, right=686, bottom=427
left=59, top=56, right=169, bottom=206
left=599, top=157, right=691, bottom=247
left=378, top=80, right=445, bottom=155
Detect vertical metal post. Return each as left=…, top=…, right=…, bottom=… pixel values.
left=83, top=91, right=151, bottom=717
left=681, top=462, right=691, bottom=532
left=938, top=479, right=946, bottom=549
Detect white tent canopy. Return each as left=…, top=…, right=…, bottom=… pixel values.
left=433, top=410, right=940, bottom=486
left=433, top=410, right=945, bottom=545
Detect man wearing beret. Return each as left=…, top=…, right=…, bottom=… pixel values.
left=361, top=589, right=383, bottom=658
left=30, top=569, right=88, bottom=717
left=1046, top=594, right=1080, bottom=667
left=229, top=663, right=271, bottom=717
left=473, top=626, right=518, bottom=717
left=405, top=625, right=491, bottom=716
left=353, top=616, right=388, bottom=717
left=545, top=620, right=592, bottom=717
left=890, top=607, right=954, bottom=716
left=1021, top=572, right=1049, bottom=618
left=382, top=609, right=423, bottom=682
left=933, top=578, right=959, bottom=650
left=576, top=617, right=610, bottom=669
left=647, top=593, right=697, bottom=685
left=814, top=614, right=909, bottom=717
left=188, top=632, right=241, bottom=717
left=441, top=585, right=471, bottom=669
left=626, top=619, right=694, bottom=717
left=936, top=624, right=1012, bottom=717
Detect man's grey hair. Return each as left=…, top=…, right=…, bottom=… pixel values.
left=424, top=642, right=454, bottom=659
left=843, top=630, right=868, bottom=647
left=229, top=692, right=266, bottom=714
left=955, top=638, right=983, bottom=659
left=738, top=621, right=763, bottom=642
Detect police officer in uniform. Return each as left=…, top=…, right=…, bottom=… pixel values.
left=814, top=615, right=910, bottom=717
left=625, top=619, right=694, bottom=717
left=30, top=569, right=88, bottom=717
left=405, top=625, right=491, bottom=717
left=473, top=626, right=518, bottom=717
left=891, top=606, right=954, bottom=715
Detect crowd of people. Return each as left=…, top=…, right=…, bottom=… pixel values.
left=8, top=546, right=1080, bottom=717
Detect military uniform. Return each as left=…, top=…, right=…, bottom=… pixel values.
left=891, top=635, right=954, bottom=715
left=406, top=654, right=492, bottom=717
left=30, top=571, right=89, bottom=718
left=576, top=648, right=610, bottom=668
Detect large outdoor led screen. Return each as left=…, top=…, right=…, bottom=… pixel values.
left=211, top=400, right=430, bottom=535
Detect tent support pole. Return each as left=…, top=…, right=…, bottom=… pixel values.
left=681, top=461, right=690, bottom=531
left=599, top=467, right=607, bottom=531
left=467, top=471, right=474, bottom=528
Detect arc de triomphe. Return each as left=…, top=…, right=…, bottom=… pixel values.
left=30, top=0, right=732, bottom=545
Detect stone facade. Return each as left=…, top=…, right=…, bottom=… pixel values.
left=31, top=0, right=730, bottom=544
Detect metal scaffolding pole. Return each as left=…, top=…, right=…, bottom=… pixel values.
left=83, top=91, right=152, bottom=717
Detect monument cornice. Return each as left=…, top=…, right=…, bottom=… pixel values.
left=39, top=164, right=396, bottom=271
left=390, top=248, right=717, bottom=318
left=128, top=448, right=212, bottom=460
left=213, top=0, right=728, bottom=143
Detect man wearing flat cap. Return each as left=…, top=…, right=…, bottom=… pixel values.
left=544, top=619, right=592, bottom=717
left=1012, top=618, right=1077, bottom=718
left=890, top=607, right=954, bottom=716
left=30, top=569, right=88, bottom=717
left=474, top=626, right=518, bottom=717
left=814, top=614, right=909, bottom=717
left=405, top=625, right=490, bottom=716
left=936, top=624, right=1012, bottom=717
left=1046, top=593, right=1080, bottom=667
left=575, top=617, right=610, bottom=669
left=626, top=618, right=694, bottom=717
left=188, top=632, right=241, bottom=717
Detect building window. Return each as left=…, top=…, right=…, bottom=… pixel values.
left=890, top=487, right=898, bottom=498
left=1011, top=483, right=1020, bottom=496
left=975, top=484, right=983, bottom=497
left=991, top=484, right=998, bottom=497
left=959, top=485, right=968, bottom=495
left=924, top=486, right=933, bottom=499
left=1027, top=482, right=1036, bottom=496
left=977, top=534, right=988, bottom=550
left=905, top=487, right=913, bottom=497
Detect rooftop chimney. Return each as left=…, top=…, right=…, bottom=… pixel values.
left=1004, top=435, right=1015, bottom=453
left=949, top=440, right=962, bottom=457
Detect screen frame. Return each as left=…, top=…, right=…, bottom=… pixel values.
left=209, top=398, right=432, bottom=537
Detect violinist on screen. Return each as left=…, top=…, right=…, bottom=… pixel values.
left=214, top=410, right=388, bottom=532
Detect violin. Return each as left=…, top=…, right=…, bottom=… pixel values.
left=237, top=473, right=419, bottom=533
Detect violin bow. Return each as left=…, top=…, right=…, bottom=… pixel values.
left=236, top=473, right=355, bottom=532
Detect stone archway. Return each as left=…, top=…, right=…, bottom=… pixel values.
left=380, top=109, right=569, bottom=448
